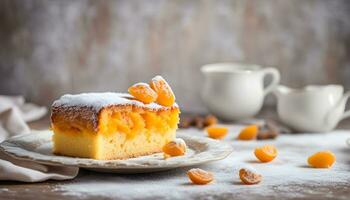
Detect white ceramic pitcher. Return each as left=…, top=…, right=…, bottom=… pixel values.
left=201, top=63, right=280, bottom=121
left=275, top=85, right=350, bottom=132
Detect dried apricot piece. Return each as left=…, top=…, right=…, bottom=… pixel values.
left=238, top=125, right=258, bottom=140
left=162, top=138, right=186, bottom=158
left=194, top=116, right=205, bottom=129
left=128, top=83, right=157, bottom=104
left=150, top=75, right=175, bottom=106
left=307, top=151, right=335, bottom=168
left=239, top=166, right=262, bottom=185
left=179, top=116, right=194, bottom=128
left=206, top=126, right=228, bottom=139
left=187, top=168, right=214, bottom=185
left=254, top=144, right=277, bottom=162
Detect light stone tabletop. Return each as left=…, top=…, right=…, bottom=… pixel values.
left=1, top=109, right=350, bottom=200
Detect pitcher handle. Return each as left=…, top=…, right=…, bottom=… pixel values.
left=341, top=91, right=350, bottom=120
left=262, top=67, right=280, bottom=96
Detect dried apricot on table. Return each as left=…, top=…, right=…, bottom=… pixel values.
left=150, top=75, right=175, bottom=106
left=162, top=138, right=186, bottom=158
left=254, top=144, right=277, bottom=162
left=238, top=125, right=258, bottom=140
left=307, top=151, right=335, bottom=168
left=206, top=126, right=228, bottom=139
left=187, top=168, right=214, bottom=185
left=239, top=166, right=262, bottom=185
left=128, top=83, right=157, bottom=104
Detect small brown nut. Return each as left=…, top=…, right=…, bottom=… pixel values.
left=194, top=116, right=205, bottom=129
left=239, top=167, right=262, bottom=185
left=204, top=115, right=218, bottom=127
left=257, top=120, right=279, bottom=140
left=179, top=116, right=194, bottom=128
left=257, top=131, right=272, bottom=140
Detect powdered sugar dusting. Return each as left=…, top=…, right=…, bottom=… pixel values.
left=173, top=138, right=187, bottom=148
left=240, top=165, right=260, bottom=175
left=152, top=75, right=165, bottom=82
left=53, top=126, right=350, bottom=199
left=151, top=75, right=175, bottom=99
left=131, top=82, right=150, bottom=87
left=52, top=92, right=178, bottom=111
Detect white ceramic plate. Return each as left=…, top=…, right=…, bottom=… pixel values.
left=0, top=130, right=233, bottom=173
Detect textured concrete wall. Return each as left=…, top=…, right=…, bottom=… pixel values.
left=0, top=0, right=349, bottom=112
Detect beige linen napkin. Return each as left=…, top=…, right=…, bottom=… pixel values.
left=0, top=95, right=47, bottom=142
left=0, top=95, right=79, bottom=182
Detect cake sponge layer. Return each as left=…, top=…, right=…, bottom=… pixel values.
left=53, top=128, right=176, bottom=160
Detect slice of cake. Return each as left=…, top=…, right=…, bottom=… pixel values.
left=51, top=76, right=180, bottom=160
left=51, top=93, right=179, bottom=160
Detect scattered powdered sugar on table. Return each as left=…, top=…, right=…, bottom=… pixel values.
left=53, top=125, right=350, bottom=200
left=0, top=188, right=9, bottom=192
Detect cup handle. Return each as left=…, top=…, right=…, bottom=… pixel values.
left=341, top=91, right=350, bottom=120
left=261, top=67, right=280, bottom=96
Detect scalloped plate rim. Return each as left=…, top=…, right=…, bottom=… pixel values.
left=0, top=130, right=233, bottom=171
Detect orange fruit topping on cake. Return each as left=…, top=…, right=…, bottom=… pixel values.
left=51, top=76, right=180, bottom=160
left=128, top=83, right=158, bottom=104
left=150, top=76, right=175, bottom=106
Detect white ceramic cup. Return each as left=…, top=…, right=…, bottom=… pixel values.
left=201, top=63, right=280, bottom=121
left=275, top=85, right=350, bottom=132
